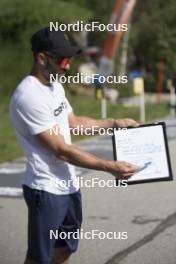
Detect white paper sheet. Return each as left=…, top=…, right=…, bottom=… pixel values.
left=114, top=125, right=170, bottom=182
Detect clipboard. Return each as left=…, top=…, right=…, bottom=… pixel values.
left=112, top=122, right=173, bottom=185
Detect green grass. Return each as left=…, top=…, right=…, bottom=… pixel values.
left=0, top=93, right=170, bottom=163
left=68, top=94, right=170, bottom=122
left=69, top=95, right=170, bottom=141
left=68, top=96, right=169, bottom=121
left=0, top=96, right=23, bottom=163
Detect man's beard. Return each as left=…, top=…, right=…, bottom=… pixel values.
left=44, top=58, right=67, bottom=81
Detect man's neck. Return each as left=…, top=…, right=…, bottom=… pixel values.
left=30, top=65, right=51, bottom=86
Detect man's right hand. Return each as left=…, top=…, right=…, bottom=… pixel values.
left=106, top=160, right=139, bottom=180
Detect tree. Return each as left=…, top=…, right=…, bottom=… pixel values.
left=129, top=0, right=176, bottom=76
left=0, top=0, right=93, bottom=44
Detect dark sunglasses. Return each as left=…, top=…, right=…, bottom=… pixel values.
left=45, top=53, right=71, bottom=69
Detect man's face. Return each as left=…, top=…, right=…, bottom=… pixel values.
left=38, top=53, right=71, bottom=81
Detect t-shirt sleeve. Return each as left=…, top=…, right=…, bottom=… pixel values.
left=16, top=97, right=56, bottom=135
left=65, top=98, right=73, bottom=114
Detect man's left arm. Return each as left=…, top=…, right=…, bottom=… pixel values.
left=68, top=112, right=139, bottom=134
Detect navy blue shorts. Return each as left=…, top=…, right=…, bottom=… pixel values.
left=23, top=185, right=82, bottom=264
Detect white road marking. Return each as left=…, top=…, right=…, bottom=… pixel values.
left=0, top=187, right=22, bottom=197
left=0, top=170, right=86, bottom=197
left=0, top=168, right=25, bottom=174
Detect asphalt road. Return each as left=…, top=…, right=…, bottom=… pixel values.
left=0, top=117, right=176, bottom=264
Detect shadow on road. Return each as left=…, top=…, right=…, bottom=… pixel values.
left=105, top=212, right=176, bottom=264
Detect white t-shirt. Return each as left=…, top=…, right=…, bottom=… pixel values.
left=9, top=75, right=79, bottom=195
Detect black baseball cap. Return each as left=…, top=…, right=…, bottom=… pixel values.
left=31, top=27, right=81, bottom=58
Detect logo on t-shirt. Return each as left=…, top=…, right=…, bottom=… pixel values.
left=54, top=101, right=67, bottom=116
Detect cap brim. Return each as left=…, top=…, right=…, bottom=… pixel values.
left=51, top=46, right=82, bottom=58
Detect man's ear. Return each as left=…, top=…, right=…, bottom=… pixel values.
left=37, top=53, right=47, bottom=66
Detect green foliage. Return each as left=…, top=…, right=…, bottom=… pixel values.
left=0, top=43, right=32, bottom=96
left=1, top=0, right=176, bottom=89
left=0, top=0, right=93, bottom=44
left=0, top=0, right=93, bottom=96
left=130, top=0, right=176, bottom=75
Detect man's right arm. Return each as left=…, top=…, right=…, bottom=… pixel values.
left=35, top=125, right=139, bottom=179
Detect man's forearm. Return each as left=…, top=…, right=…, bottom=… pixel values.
left=56, top=143, right=111, bottom=172
left=71, top=116, right=115, bottom=133
left=70, top=116, right=139, bottom=135
left=55, top=143, right=138, bottom=179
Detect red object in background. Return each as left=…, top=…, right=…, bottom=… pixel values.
left=101, top=0, right=136, bottom=60
left=156, top=61, right=164, bottom=102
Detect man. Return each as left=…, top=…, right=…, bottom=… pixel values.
left=10, top=27, right=139, bottom=264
